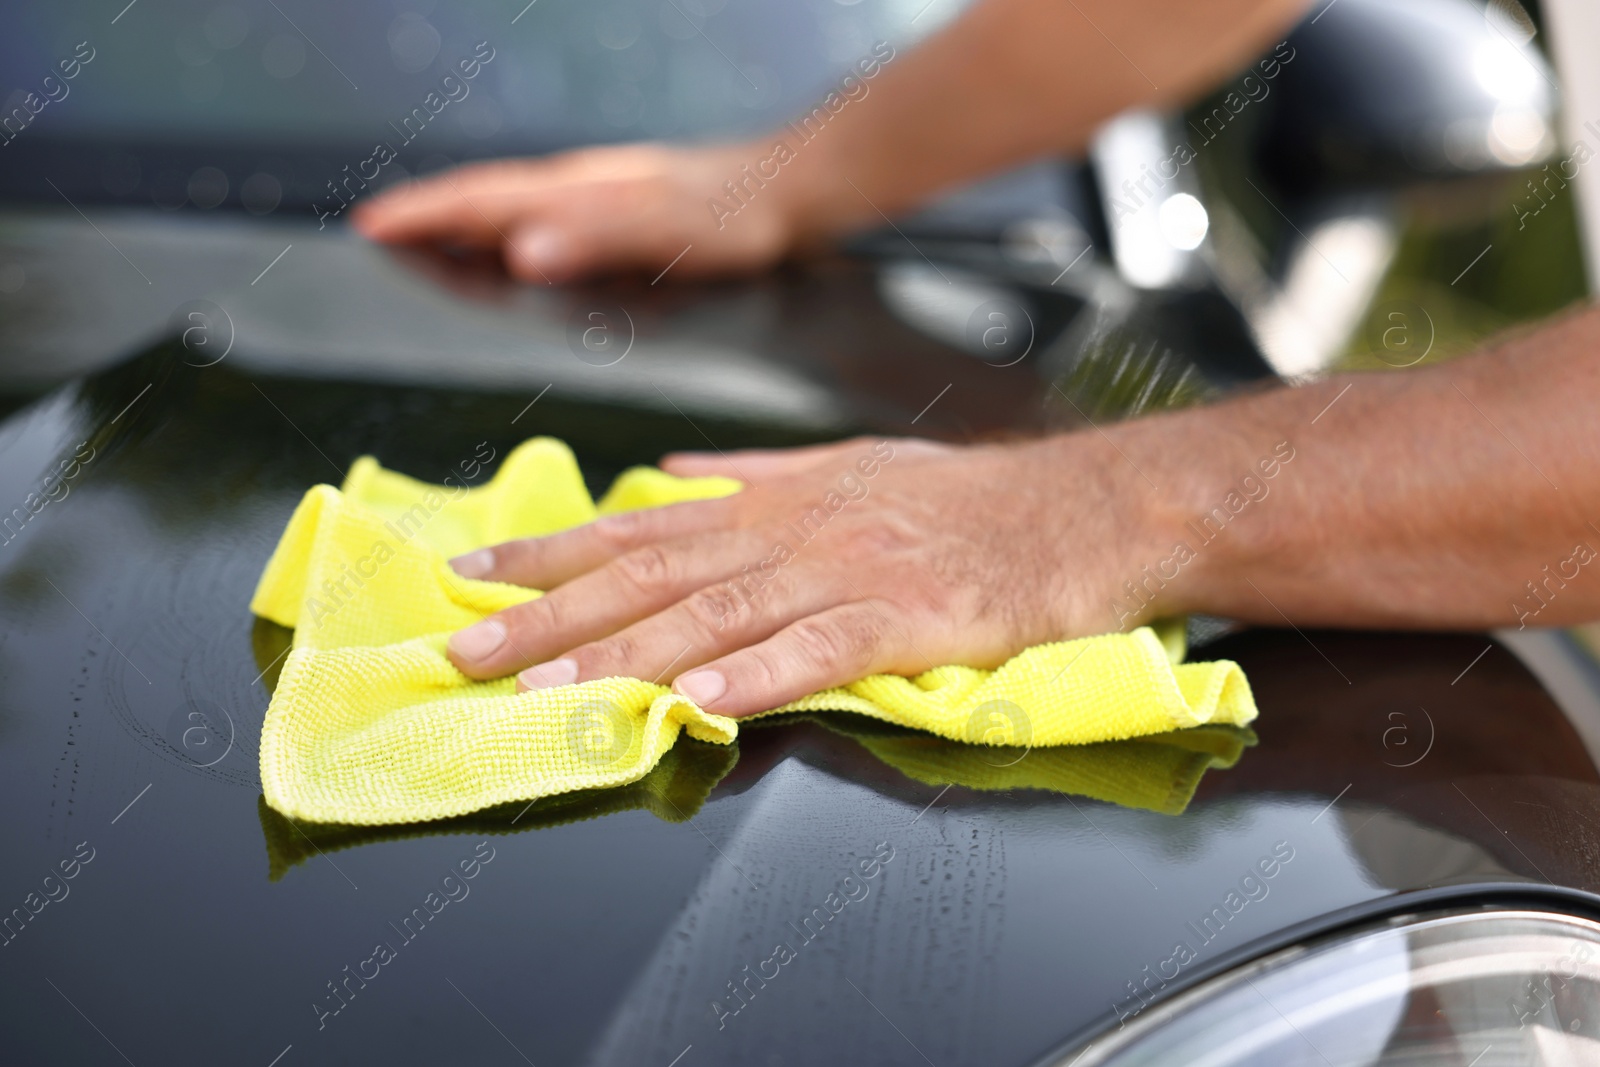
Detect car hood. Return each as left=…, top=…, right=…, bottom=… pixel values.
left=2, top=213, right=1599, bottom=1067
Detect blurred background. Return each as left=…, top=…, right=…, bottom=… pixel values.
left=0, top=0, right=938, bottom=199
left=0, top=0, right=1590, bottom=427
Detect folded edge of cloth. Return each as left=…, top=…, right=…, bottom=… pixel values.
left=253, top=438, right=1259, bottom=826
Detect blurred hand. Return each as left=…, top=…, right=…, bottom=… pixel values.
left=350, top=142, right=796, bottom=284
left=443, top=435, right=1164, bottom=717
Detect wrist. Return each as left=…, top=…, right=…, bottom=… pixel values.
left=1114, top=407, right=1306, bottom=624
left=1029, top=408, right=1300, bottom=631
left=1014, top=429, right=1196, bottom=633
left=738, top=121, right=906, bottom=250
left=763, top=145, right=858, bottom=250
left=1102, top=426, right=1207, bottom=628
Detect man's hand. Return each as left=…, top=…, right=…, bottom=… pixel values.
left=443, top=301, right=1600, bottom=714
left=443, top=435, right=1162, bottom=717
left=350, top=0, right=1307, bottom=284
left=350, top=143, right=796, bottom=284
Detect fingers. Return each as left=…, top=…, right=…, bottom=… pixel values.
left=660, top=437, right=908, bottom=480
left=350, top=160, right=603, bottom=283
left=502, top=222, right=571, bottom=284
left=514, top=565, right=844, bottom=693
left=356, top=170, right=690, bottom=284
left=351, top=143, right=791, bottom=284
left=499, top=187, right=699, bottom=283
left=659, top=445, right=832, bottom=480
left=450, top=495, right=741, bottom=590
left=350, top=163, right=549, bottom=245
left=447, top=525, right=764, bottom=679
left=671, top=601, right=913, bottom=717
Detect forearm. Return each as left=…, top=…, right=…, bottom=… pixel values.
left=1097, top=305, right=1600, bottom=631
left=768, top=0, right=1310, bottom=239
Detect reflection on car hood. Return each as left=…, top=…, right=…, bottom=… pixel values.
left=1, top=286, right=1599, bottom=1067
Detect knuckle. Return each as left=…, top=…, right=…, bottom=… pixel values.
left=500, top=590, right=565, bottom=646
left=843, top=516, right=917, bottom=556
left=494, top=537, right=543, bottom=576
left=593, top=510, right=646, bottom=549
left=788, top=613, right=881, bottom=671
left=574, top=632, right=640, bottom=676
left=681, top=586, right=742, bottom=635
left=613, top=543, right=679, bottom=595
left=532, top=592, right=567, bottom=635
left=739, top=646, right=787, bottom=696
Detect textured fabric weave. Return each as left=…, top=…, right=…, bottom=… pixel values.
left=257, top=720, right=1254, bottom=878
left=253, top=438, right=1258, bottom=825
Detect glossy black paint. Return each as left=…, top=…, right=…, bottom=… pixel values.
left=1, top=215, right=1598, bottom=1067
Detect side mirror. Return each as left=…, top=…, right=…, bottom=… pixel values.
left=1257, top=0, right=1556, bottom=193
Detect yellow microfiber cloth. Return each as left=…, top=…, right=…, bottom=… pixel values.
left=256, top=721, right=1254, bottom=880
left=252, top=437, right=1258, bottom=825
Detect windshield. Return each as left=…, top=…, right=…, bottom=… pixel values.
left=1, top=0, right=946, bottom=153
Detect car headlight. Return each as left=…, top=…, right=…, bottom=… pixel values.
left=1067, top=909, right=1600, bottom=1066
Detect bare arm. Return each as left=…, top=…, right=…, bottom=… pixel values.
left=440, top=305, right=1600, bottom=716
left=1134, top=306, right=1600, bottom=633
left=777, top=0, right=1309, bottom=238
left=352, top=0, right=1308, bottom=280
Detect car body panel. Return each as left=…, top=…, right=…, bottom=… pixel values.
left=2, top=216, right=1599, bottom=1063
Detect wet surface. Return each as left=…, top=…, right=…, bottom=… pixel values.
left=2, top=245, right=1599, bottom=1066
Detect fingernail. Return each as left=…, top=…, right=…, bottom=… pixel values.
left=675, top=670, right=727, bottom=707
left=451, top=548, right=495, bottom=579
left=449, top=619, right=506, bottom=662
left=519, top=658, right=578, bottom=690
left=514, top=227, right=568, bottom=269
